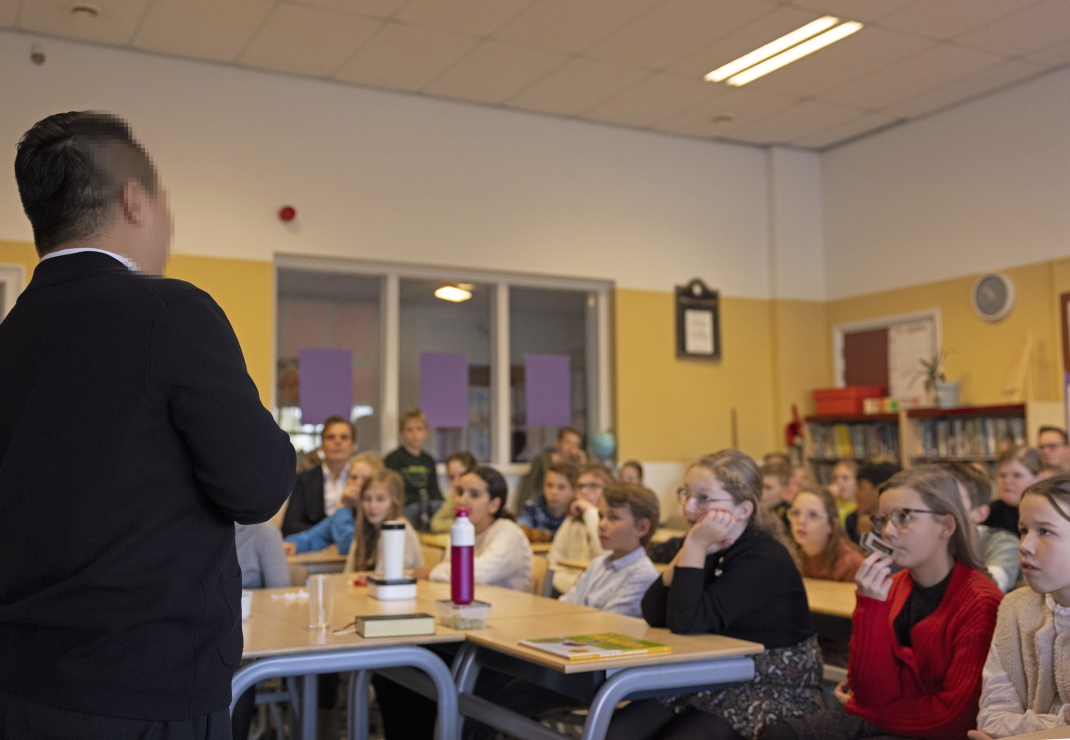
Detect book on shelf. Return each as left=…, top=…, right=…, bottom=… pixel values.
left=808, top=420, right=900, bottom=460
left=355, top=613, right=435, bottom=638
left=519, top=632, right=671, bottom=661
left=914, top=414, right=1027, bottom=459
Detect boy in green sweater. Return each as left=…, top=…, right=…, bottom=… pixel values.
left=385, top=409, right=442, bottom=530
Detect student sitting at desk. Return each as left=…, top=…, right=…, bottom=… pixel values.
left=830, top=459, right=859, bottom=525
left=619, top=459, right=644, bottom=484
left=971, top=475, right=1070, bottom=739
left=560, top=482, right=660, bottom=617
left=344, top=468, right=423, bottom=573
left=844, top=461, right=900, bottom=545
left=517, top=460, right=577, bottom=543
left=986, top=446, right=1042, bottom=536
left=608, top=450, right=822, bottom=740
left=282, top=452, right=382, bottom=557
left=765, top=466, right=1003, bottom=740
left=788, top=487, right=864, bottom=582
left=417, top=466, right=533, bottom=592
left=281, top=415, right=356, bottom=536
left=761, top=460, right=795, bottom=528
left=548, top=463, right=613, bottom=595
left=429, top=450, right=477, bottom=533
left=946, top=462, right=1021, bottom=593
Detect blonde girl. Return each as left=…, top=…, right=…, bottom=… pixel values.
left=971, top=475, right=1070, bottom=739
left=608, top=450, right=821, bottom=740
left=831, top=459, right=859, bottom=523
left=345, top=468, right=422, bottom=574
left=986, top=446, right=1042, bottom=535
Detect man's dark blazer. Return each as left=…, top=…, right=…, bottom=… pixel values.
left=281, top=465, right=327, bottom=537
left=0, top=252, right=296, bottom=720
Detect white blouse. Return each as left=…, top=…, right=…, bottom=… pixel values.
left=977, top=594, right=1070, bottom=737
left=429, top=518, right=533, bottom=593
left=548, top=506, right=606, bottom=595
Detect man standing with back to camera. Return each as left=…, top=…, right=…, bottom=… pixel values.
left=0, top=112, right=296, bottom=738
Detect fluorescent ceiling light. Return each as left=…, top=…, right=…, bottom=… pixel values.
left=435, top=285, right=472, bottom=302
left=705, top=16, right=840, bottom=83
left=726, top=21, right=863, bottom=86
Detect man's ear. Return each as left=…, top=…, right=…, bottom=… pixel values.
left=120, top=178, right=150, bottom=226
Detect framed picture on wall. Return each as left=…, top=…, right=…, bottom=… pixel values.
left=676, top=279, right=720, bottom=360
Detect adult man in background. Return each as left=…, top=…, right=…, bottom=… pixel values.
left=282, top=415, right=356, bottom=536
left=1037, top=425, right=1070, bottom=474
left=0, top=112, right=296, bottom=738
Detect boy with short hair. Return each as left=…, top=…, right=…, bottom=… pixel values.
left=517, top=461, right=576, bottom=542
left=760, top=461, right=793, bottom=525
left=384, top=408, right=442, bottom=530
left=845, top=461, right=900, bottom=544
left=560, top=483, right=661, bottom=617
left=945, top=461, right=1021, bottom=593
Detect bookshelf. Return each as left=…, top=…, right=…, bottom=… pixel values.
left=805, top=401, right=1064, bottom=482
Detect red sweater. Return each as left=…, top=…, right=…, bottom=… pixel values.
left=845, top=562, right=1003, bottom=740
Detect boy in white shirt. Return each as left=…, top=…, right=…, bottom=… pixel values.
left=560, top=482, right=661, bottom=618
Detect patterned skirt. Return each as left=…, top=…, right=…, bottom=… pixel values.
left=658, top=634, right=824, bottom=739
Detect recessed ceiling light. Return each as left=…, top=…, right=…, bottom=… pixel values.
left=435, top=286, right=472, bottom=303
left=726, top=21, right=863, bottom=86
left=70, top=4, right=100, bottom=18
left=705, top=16, right=840, bottom=83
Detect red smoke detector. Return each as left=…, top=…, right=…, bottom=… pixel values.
left=279, top=206, right=296, bottom=222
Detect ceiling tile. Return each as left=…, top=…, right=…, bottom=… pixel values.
left=721, top=99, right=865, bottom=145
left=585, top=0, right=779, bottom=70
left=668, top=4, right=828, bottom=78
left=955, top=0, right=1070, bottom=56
left=133, top=0, right=276, bottom=62
left=491, top=0, right=660, bottom=55
left=1026, top=38, right=1070, bottom=68
left=817, top=43, right=1005, bottom=109
left=18, top=0, right=151, bottom=45
left=333, top=22, right=479, bottom=91
left=238, top=4, right=382, bottom=77
left=740, top=24, right=934, bottom=97
left=791, top=110, right=901, bottom=148
left=786, top=0, right=916, bottom=23
left=505, top=57, right=651, bottom=116
left=394, top=0, right=534, bottom=37
left=581, top=72, right=726, bottom=127
left=653, top=86, right=800, bottom=138
left=0, top=0, right=19, bottom=26
left=422, top=39, right=568, bottom=104
left=877, top=0, right=1042, bottom=41
left=290, top=0, right=409, bottom=18
left=885, top=58, right=1043, bottom=118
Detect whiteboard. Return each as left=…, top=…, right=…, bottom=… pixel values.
left=888, top=318, right=936, bottom=405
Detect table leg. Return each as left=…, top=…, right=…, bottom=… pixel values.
left=451, top=643, right=481, bottom=739
left=347, top=671, right=373, bottom=740
left=302, top=674, right=318, bottom=740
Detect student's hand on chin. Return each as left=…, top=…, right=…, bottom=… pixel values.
left=686, top=510, right=736, bottom=553
left=569, top=498, right=591, bottom=517
left=856, top=552, right=894, bottom=600
left=833, top=682, right=852, bottom=706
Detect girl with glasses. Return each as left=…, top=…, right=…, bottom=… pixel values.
left=548, top=463, right=615, bottom=596
left=788, top=487, right=864, bottom=583
left=607, top=450, right=822, bottom=740
left=764, top=466, right=1003, bottom=740
left=971, top=475, right=1070, bottom=739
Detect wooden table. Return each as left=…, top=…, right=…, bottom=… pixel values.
left=803, top=579, right=856, bottom=619
left=286, top=544, right=348, bottom=575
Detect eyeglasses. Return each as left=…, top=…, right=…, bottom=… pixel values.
left=787, top=509, right=826, bottom=523
left=870, top=508, right=939, bottom=536
left=1039, top=443, right=1066, bottom=451
left=676, top=487, right=736, bottom=510
left=577, top=482, right=602, bottom=491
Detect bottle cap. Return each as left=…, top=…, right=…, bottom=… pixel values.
left=454, top=508, right=469, bottom=517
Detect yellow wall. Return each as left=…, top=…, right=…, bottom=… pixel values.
left=0, top=241, right=275, bottom=408
left=614, top=289, right=780, bottom=462
left=771, top=298, right=833, bottom=429
left=826, top=261, right=1063, bottom=405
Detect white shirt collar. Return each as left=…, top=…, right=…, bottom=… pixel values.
left=40, top=247, right=139, bottom=273
left=604, top=546, right=647, bottom=571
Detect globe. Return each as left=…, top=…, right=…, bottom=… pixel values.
left=591, top=431, right=616, bottom=460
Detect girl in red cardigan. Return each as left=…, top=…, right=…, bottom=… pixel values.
left=764, top=466, right=1003, bottom=740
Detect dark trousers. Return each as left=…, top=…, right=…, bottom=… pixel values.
left=0, top=694, right=232, bottom=740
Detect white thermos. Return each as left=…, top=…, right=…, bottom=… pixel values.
left=379, top=520, right=406, bottom=580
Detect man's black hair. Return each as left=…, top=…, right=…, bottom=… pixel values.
left=15, top=111, right=156, bottom=256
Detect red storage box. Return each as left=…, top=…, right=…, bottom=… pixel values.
left=813, top=386, right=885, bottom=416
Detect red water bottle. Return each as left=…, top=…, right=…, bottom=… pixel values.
left=450, top=508, right=475, bottom=605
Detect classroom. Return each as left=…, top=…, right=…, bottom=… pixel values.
left=1, top=2, right=1069, bottom=740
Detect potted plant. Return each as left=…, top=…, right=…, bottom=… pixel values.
left=918, top=351, right=960, bottom=408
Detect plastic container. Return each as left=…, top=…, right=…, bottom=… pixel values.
left=434, top=599, right=491, bottom=630
left=380, top=520, right=406, bottom=580
left=814, top=386, right=884, bottom=416
left=450, top=509, right=475, bottom=605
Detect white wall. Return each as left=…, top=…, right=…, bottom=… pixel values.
left=768, top=147, right=825, bottom=301
left=0, top=29, right=787, bottom=299
left=822, top=64, right=1070, bottom=300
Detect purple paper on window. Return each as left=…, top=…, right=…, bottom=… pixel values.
left=420, top=352, right=469, bottom=428
left=524, top=354, right=571, bottom=427
left=299, top=348, right=353, bottom=426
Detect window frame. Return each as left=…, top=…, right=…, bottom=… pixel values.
left=274, top=254, right=613, bottom=470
